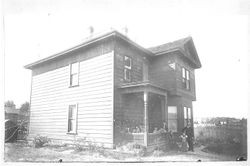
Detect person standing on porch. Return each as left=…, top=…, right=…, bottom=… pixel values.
left=182, top=122, right=194, bottom=152
left=180, top=131, right=188, bottom=152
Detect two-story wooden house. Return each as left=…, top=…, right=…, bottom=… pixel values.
left=25, top=30, right=201, bottom=149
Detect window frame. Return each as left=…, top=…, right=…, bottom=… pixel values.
left=67, top=103, right=78, bottom=134
left=168, top=106, right=178, bottom=132
left=124, top=56, right=132, bottom=82
left=69, top=62, right=80, bottom=87
left=184, top=106, right=192, bottom=127
left=182, top=67, right=191, bottom=90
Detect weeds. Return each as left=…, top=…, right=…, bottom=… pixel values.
left=33, top=135, right=51, bottom=148
left=73, top=138, right=105, bottom=155
left=116, top=142, right=147, bottom=158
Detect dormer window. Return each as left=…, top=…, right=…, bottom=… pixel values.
left=182, top=67, right=190, bottom=90
left=124, top=56, right=131, bottom=81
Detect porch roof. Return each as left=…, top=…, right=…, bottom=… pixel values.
left=119, top=81, right=167, bottom=96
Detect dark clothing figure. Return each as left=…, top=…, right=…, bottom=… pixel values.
left=182, top=125, right=194, bottom=151
left=180, top=133, right=188, bottom=152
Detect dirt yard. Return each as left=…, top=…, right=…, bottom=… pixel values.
left=4, top=141, right=238, bottom=162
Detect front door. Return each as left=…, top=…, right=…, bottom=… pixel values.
left=167, top=106, right=178, bottom=132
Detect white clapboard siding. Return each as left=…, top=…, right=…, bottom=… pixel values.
left=29, top=51, right=114, bottom=148
left=32, top=81, right=112, bottom=95
left=29, top=133, right=113, bottom=146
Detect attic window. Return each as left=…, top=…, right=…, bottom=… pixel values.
left=124, top=56, right=132, bottom=81
left=182, top=67, right=190, bottom=90
left=70, top=62, right=79, bottom=87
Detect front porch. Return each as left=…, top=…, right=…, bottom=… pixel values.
left=114, top=81, right=172, bottom=150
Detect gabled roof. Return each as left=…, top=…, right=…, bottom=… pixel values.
left=148, top=37, right=201, bottom=68
left=148, top=37, right=191, bottom=54
left=24, top=30, right=153, bottom=69
left=25, top=29, right=201, bottom=70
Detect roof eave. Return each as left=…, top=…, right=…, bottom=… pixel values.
left=114, top=33, right=154, bottom=57
left=153, top=48, right=181, bottom=56
left=154, top=47, right=201, bottom=69
left=24, top=30, right=154, bottom=70
left=24, top=31, right=118, bottom=70
left=189, top=40, right=202, bottom=68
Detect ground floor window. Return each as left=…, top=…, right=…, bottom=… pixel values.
left=184, top=106, right=192, bottom=127
left=168, top=106, right=177, bottom=132
left=68, top=104, right=78, bottom=133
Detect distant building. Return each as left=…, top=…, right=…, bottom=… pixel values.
left=194, top=117, right=245, bottom=128
left=5, top=106, right=19, bottom=123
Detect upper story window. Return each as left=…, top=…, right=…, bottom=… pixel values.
left=70, top=62, right=79, bottom=87
left=124, top=56, right=132, bottom=81
left=182, top=67, right=190, bottom=90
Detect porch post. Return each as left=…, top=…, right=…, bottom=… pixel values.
left=144, top=91, right=149, bottom=146
left=165, top=93, right=168, bottom=129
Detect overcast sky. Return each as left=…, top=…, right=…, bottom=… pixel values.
left=2, top=0, right=249, bottom=119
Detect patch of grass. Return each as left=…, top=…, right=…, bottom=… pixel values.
left=202, top=143, right=242, bottom=156
left=4, top=142, right=63, bottom=162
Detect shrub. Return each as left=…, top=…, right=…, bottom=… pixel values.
left=33, top=135, right=51, bottom=148
left=73, top=138, right=87, bottom=152
left=74, top=142, right=86, bottom=152
left=135, top=145, right=147, bottom=157
left=73, top=138, right=103, bottom=153
left=198, top=131, right=204, bottom=137
left=126, top=143, right=147, bottom=157
left=152, top=149, right=164, bottom=157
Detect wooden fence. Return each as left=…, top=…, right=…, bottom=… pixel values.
left=195, top=126, right=242, bottom=141
left=194, top=124, right=247, bottom=153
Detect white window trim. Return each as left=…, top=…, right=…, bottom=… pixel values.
left=182, top=67, right=190, bottom=90
left=67, top=103, right=78, bottom=134
left=124, top=56, right=132, bottom=81
left=69, top=62, right=80, bottom=87
left=184, top=106, right=192, bottom=126
left=124, top=56, right=132, bottom=69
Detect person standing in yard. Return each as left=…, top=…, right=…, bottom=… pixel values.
left=182, top=122, right=194, bottom=152
left=180, top=132, right=188, bottom=152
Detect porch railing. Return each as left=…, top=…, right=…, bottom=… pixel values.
left=126, top=132, right=170, bottom=147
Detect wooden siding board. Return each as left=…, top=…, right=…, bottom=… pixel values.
left=28, top=133, right=114, bottom=146
left=32, top=75, right=112, bottom=90
left=30, top=105, right=112, bottom=112
left=113, top=39, right=147, bottom=145
left=31, top=98, right=112, bottom=107
left=77, top=121, right=113, bottom=126
left=30, top=93, right=111, bottom=105
left=32, top=40, right=115, bottom=76
left=29, top=132, right=112, bottom=139
left=32, top=88, right=112, bottom=99
left=148, top=55, right=176, bottom=91
left=175, top=55, right=196, bottom=100
left=29, top=51, right=114, bottom=147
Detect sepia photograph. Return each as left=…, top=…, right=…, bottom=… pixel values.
left=2, top=0, right=249, bottom=164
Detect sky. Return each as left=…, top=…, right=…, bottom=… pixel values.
left=2, top=0, right=249, bottom=119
